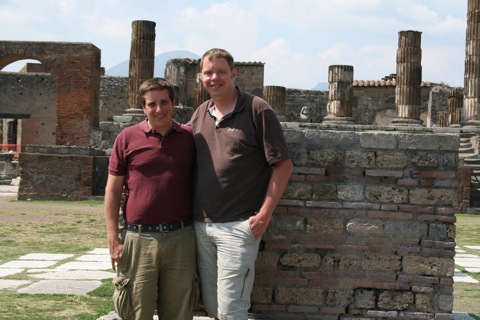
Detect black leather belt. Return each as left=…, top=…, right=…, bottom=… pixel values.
left=124, top=220, right=192, bottom=233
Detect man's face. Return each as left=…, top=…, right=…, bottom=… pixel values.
left=142, top=89, right=174, bottom=133
left=201, top=57, right=237, bottom=99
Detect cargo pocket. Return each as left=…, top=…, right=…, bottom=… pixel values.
left=190, top=273, right=200, bottom=311
left=113, top=275, right=134, bottom=320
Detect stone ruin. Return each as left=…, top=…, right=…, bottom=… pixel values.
left=2, top=1, right=480, bottom=317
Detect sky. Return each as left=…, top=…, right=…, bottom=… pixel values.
left=0, top=0, right=468, bottom=90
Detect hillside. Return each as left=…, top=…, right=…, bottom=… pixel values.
left=105, top=50, right=199, bottom=77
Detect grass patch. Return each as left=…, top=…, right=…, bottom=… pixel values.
left=0, top=291, right=114, bottom=320
left=0, top=197, right=112, bottom=320
left=453, top=214, right=480, bottom=314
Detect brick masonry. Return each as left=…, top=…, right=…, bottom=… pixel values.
left=0, top=41, right=102, bottom=146
left=250, top=124, right=459, bottom=319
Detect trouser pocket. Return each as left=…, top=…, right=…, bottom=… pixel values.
left=113, top=275, right=134, bottom=320
left=190, top=273, right=200, bottom=311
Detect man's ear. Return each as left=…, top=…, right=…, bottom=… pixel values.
left=232, top=68, right=238, bottom=80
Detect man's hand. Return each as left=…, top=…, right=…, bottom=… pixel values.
left=248, top=214, right=269, bottom=239
left=109, top=241, right=124, bottom=271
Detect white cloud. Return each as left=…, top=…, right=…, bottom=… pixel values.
left=252, top=39, right=323, bottom=89
left=0, top=0, right=468, bottom=88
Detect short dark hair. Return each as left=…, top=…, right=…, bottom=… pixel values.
left=200, top=48, right=235, bottom=71
left=138, top=77, right=176, bottom=107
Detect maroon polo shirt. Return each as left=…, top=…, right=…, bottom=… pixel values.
left=108, top=120, right=195, bottom=225
left=189, top=88, right=291, bottom=222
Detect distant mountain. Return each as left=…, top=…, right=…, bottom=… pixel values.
left=312, top=82, right=329, bottom=90
left=105, top=50, right=200, bottom=77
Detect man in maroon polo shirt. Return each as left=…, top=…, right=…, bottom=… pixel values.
left=105, top=78, right=197, bottom=320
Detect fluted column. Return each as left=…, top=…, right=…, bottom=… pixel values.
left=122, top=20, right=156, bottom=121
left=463, top=0, right=480, bottom=125
left=195, top=73, right=210, bottom=108
left=391, top=30, right=424, bottom=126
left=448, top=88, right=464, bottom=127
left=323, top=65, right=354, bottom=124
left=263, top=86, right=287, bottom=121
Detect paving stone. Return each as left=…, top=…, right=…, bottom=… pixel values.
left=0, top=279, right=31, bottom=290
left=464, top=267, right=480, bottom=273
left=18, top=253, right=74, bottom=261
left=0, top=260, right=58, bottom=269
left=26, top=268, right=57, bottom=273
left=18, top=279, right=102, bottom=295
left=76, top=254, right=111, bottom=262
left=0, top=268, right=23, bottom=277
left=30, top=270, right=115, bottom=280
left=455, top=254, right=479, bottom=258
left=453, top=312, right=480, bottom=320
left=453, top=272, right=479, bottom=283
left=465, top=245, right=480, bottom=250
left=56, top=261, right=112, bottom=270
left=89, top=248, right=110, bottom=255
left=455, top=258, right=480, bottom=268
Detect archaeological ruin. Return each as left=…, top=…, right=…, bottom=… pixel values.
left=2, top=0, right=480, bottom=318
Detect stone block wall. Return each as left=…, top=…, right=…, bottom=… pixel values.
left=18, top=145, right=106, bottom=201
left=251, top=124, right=459, bottom=319
left=99, top=76, right=129, bottom=122
left=284, top=85, right=446, bottom=126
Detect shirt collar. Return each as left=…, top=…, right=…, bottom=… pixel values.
left=206, top=86, right=244, bottom=115
left=139, top=119, right=180, bottom=134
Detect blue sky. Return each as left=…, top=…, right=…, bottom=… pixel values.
left=0, top=0, right=467, bottom=89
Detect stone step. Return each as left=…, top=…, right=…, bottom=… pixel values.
left=460, top=148, right=475, bottom=154
left=460, top=153, right=477, bottom=160
left=460, top=142, right=473, bottom=148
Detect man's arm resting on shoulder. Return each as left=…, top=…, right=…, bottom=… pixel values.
left=104, top=173, right=125, bottom=271
left=249, top=158, right=293, bottom=238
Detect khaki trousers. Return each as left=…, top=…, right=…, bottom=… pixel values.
left=114, top=226, right=197, bottom=320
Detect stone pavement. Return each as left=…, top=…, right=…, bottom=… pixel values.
left=0, top=183, right=479, bottom=319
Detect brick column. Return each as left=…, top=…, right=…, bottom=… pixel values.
left=391, top=30, right=424, bottom=126
left=263, top=85, right=287, bottom=121
left=122, top=20, right=156, bottom=121
left=464, top=0, right=480, bottom=126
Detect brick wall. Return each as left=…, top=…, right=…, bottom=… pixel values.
left=0, top=41, right=101, bottom=146
left=250, top=124, right=459, bottom=319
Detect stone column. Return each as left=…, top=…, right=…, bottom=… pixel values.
left=391, top=30, right=424, bottom=126
left=117, top=20, right=156, bottom=123
left=464, top=0, right=480, bottom=125
left=263, top=86, right=287, bottom=121
left=448, top=88, right=463, bottom=127
left=195, top=73, right=210, bottom=108
left=323, top=65, right=354, bottom=124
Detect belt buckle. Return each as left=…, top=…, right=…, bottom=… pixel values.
left=160, top=223, right=169, bottom=232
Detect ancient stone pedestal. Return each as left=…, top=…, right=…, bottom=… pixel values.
left=323, top=65, right=354, bottom=124
left=263, top=86, right=287, bottom=121
left=115, top=20, right=156, bottom=124
left=391, top=30, right=424, bottom=127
